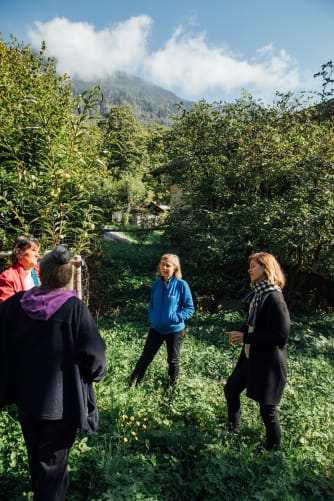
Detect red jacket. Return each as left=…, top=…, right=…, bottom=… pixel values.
left=0, top=263, right=40, bottom=303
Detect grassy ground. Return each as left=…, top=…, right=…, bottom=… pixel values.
left=0, top=234, right=333, bottom=500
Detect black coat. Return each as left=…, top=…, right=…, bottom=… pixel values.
left=0, top=293, right=106, bottom=434
left=239, top=290, right=290, bottom=404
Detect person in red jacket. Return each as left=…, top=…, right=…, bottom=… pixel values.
left=0, top=236, right=40, bottom=302
left=0, top=245, right=106, bottom=500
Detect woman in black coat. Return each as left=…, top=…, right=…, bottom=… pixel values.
left=0, top=246, right=106, bottom=500
left=224, top=252, right=290, bottom=450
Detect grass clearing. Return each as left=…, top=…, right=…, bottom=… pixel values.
left=1, top=236, right=333, bottom=500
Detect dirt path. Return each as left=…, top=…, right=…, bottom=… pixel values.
left=103, top=231, right=132, bottom=244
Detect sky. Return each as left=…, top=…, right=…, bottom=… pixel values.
left=1, top=0, right=333, bottom=103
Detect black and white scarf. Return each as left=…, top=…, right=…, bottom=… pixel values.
left=243, top=279, right=281, bottom=328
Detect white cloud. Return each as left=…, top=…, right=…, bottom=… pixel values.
left=28, top=16, right=152, bottom=79
left=145, top=29, right=301, bottom=99
left=27, top=16, right=303, bottom=101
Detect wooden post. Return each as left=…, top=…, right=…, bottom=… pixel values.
left=71, top=255, right=82, bottom=300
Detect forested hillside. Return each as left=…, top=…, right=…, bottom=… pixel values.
left=72, top=72, right=193, bottom=126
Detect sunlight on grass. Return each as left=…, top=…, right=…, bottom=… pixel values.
left=1, top=239, right=333, bottom=500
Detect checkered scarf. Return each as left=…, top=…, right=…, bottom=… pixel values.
left=243, top=279, right=281, bottom=327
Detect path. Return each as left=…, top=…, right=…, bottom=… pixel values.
left=103, top=231, right=132, bottom=244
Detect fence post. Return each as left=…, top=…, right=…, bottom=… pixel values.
left=71, top=255, right=82, bottom=300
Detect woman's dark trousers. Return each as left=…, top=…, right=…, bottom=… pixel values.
left=131, top=327, right=184, bottom=385
left=223, top=358, right=281, bottom=449
left=18, top=412, right=77, bottom=500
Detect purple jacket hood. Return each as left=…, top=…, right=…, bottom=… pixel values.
left=20, top=287, right=77, bottom=320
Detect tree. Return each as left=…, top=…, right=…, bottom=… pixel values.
left=314, top=60, right=334, bottom=101
left=99, top=105, right=152, bottom=222
left=0, top=37, right=108, bottom=253
left=163, top=94, right=334, bottom=306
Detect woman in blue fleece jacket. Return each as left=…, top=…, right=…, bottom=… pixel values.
left=130, top=253, right=194, bottom=387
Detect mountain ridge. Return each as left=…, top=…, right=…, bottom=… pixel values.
left=72, top=72, right=193, bottom=127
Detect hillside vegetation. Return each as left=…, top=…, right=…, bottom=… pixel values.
left=72, top=72, right=193, bottom=126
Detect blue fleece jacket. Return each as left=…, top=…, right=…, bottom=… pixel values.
left=148, top=276, right=194, bottom=334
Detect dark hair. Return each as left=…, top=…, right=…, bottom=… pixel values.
left=39, top=246, right=73, bottom=290
left=11, top=235, right=39, bottom=264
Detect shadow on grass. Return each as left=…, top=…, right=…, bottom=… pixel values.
left=67, top=400, right=334, bottom=500
left=3, top=396, right=332, bottom=501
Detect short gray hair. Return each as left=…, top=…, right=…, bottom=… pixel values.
left=40, top=246, right=73, bottom=290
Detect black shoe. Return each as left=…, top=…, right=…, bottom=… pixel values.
left=228, top=423, right=240, bottom=434
left=265, top=442, right=280, bottom=451
left=163, top=383, right=176, bottom=398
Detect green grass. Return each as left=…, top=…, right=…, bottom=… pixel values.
left=1, top=236, right=333, bottom=500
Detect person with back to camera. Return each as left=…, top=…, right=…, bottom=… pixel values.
left=224, top=252, right=290, bottom=450
left=0, top=245, right=106, bottom=500
left=0, top=235, right=40, bottom=302
left=129, top=253, right=194, bottom=388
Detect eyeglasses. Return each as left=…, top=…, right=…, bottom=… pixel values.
left=16, top=238, right=39, bottom=249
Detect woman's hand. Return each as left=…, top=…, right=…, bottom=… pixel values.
left=226, top=331, right=244, bottom=344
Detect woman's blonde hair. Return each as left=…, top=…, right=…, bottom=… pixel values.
left=157, top=253, right=182, bottom=279
left=249, top=252, right=286, bottom=288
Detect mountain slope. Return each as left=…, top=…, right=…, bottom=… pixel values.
left=72, top=72, right=193, bottom=127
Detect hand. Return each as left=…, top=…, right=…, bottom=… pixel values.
left=226, top=331, right=244, bottom=344
left=172, top=312, right=180, bottom=323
